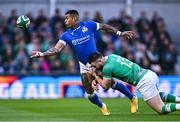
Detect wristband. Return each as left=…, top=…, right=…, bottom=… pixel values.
left=116, top=31, right=122, bottom=36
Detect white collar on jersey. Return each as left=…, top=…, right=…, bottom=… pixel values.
left=104, top=56, right=108, bottom=62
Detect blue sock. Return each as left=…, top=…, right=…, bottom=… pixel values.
left=88, top=93, right=103, bottom=108
left=112, top=81, right=134, bottom=100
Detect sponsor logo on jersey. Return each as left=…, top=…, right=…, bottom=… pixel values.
left=72, top=35, right=90, bottom=45
left=82, top=26, right=88, bottom=33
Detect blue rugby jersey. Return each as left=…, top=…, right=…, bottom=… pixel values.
left=59, top=21, right=99, bottom=64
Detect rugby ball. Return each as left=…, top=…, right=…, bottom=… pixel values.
left=17, top=15, right=30, bottom=28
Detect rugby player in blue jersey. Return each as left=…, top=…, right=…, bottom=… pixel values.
left=30, top=10, right=137, bottom=115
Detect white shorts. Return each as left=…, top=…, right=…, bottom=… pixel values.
left=136, top=70, right=159, bottom=101
left=79, top=62, right=91, bottom=74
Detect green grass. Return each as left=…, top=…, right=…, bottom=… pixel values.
left=0, top=98, right=180, bottom=121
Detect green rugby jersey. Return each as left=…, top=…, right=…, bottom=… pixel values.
left=102, top=54, right=148, bottom=86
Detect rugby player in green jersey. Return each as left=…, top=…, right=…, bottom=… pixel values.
left=88, top=52, right=180, bottom=114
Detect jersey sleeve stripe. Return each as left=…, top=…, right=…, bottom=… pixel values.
left=96, top=22, right=100, bottom=30
left=59, top=39, right=67, bottom=46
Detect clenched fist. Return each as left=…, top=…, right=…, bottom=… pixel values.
left=118, top=31, right=134, bottom=40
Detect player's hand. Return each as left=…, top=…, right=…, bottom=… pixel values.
left=92, top=80, right=99, bottom=91
left=30, top=51, right=44, bottom=58
left=89, top=67, right=97, bottom=77
left=120, top=31, right=134, bottom=40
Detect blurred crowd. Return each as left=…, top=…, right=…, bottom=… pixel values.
left=0, top=9, right=178, bottom=75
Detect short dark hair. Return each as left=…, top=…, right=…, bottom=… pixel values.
left=65, top=10, right=79, bottom=16
left=88, top=52, right=102, bottom=64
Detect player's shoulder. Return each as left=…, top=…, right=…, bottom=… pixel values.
left=81, top=21, right=99, bottom=31
left=61, top=29, right=71, bottom=36
left=78, top=21, right=88, bottom=27
left=106, top=54, right=121, bottom=64
left=85, top=20, right=97, bottom=24
left=78, top=21, right=92, bottom=31
left=81, top=21, right=97, bottom=26
left=60, top=31, right=72, bottom=41
left=104, top=55, right=114, bottom=69
left=103, top=61, right=113, bottom=73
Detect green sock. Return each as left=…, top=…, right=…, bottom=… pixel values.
left=160, top=92, right=176, bottom=102
left=161, top=103, right=176, bottom=114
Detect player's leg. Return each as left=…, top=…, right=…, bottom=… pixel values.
left=138, top=70, right=180, bottom=114
left=81, top=73, right=110, bottom=115
left=79, top=62, right=103, bottom=108
left=146, top=94, right=180, bottom=114
left=159, top=92, right=180, bottom=103
left=81, top=73, right=102, bottom=107
left=97, top=78, right=138, bottom=113
left=79, top=62, right=109, bottom=115
left=140, top=80, right=180, bottom=114
left=111, top=80, right=134, bottom=100
left=100, top=79, right=135, bottom=100
left=146, top=94, right=164, bottom=113
left=111, top=80, right=138, bottom=113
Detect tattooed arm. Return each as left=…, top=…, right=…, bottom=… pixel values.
left=30, top=40, right=65, bottom=58
left=99, top=23, right=119, bottom=34
left=99, top=23, right=133, bottom=39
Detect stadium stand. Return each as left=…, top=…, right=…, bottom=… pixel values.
left=0, top=8, right=178, bottom=75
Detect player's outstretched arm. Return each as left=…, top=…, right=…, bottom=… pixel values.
left=99, top=23, right=133, bottom=40
left=30, top=40, right=65, bottom=58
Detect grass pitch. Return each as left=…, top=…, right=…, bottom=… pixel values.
left=0, top=98, right=180, bottom=121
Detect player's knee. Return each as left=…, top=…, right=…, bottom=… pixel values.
left=156, top=108, right=163, bottom=114
left=155, top=106, right=166, bottom=114
left=81, top=73, right=94, bottom=94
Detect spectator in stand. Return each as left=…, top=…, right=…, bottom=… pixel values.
left=13, top=40, right=28, bottom=74
left=59, top=46, right=74, bottom=70
left=37, top=19, right=51, bottom=40
left=8, top=9, right=18, bottom=25
left=35, top=9, right=48, bottom=30
left=50, top=58, right=61, bottom=72
left=139, top=22, right=154, bottom=44
left=160, top=43, right=178, bottom=75
left=151, top=11, right=163, bottom=32
left=2, top=43, right=14, bottom=73
left=124, top=51, right=135, bottom=62
left=140, top=56, right=151, bottom=69
left=82, top=11, right=90, bottom=21
left=134, top=40, right=146, bottom=64
left=104, top=41, right=116, bottom=55
left=146, top=38, right=161, bottom=74
left=136, top=11, right=150, bottom=34
left=50, top=8, right=64, bottom=41
left=30, top=61, right=40, bottom=74
left=0, top=12, right=7, bottom=44
left=39, top=57, right=50, bottom=74
left=93, top=11, right=103, bottom=23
